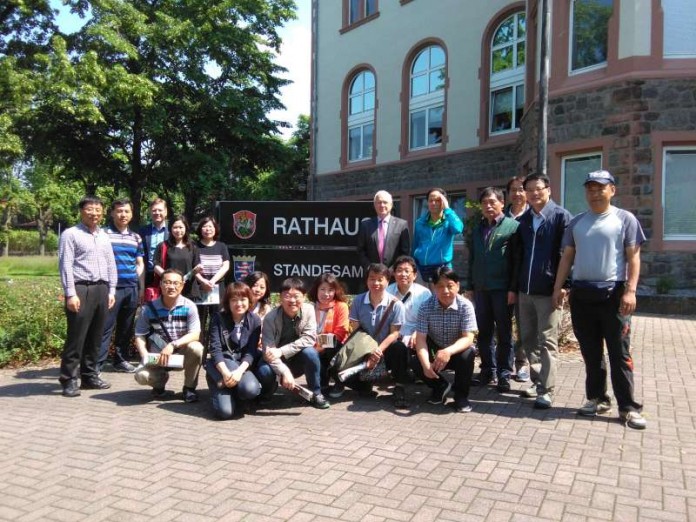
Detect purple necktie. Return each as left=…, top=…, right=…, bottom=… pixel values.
left=378, top=219, right=386, bottom=262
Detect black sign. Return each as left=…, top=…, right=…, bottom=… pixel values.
left=217, top=201, right=378, bottom=293
left=217, top=201, right=374, bottom=247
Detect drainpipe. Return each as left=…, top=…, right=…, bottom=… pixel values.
left=537, top=0, right=550, bottom=176
left=309, top=0, right=319, bottom=200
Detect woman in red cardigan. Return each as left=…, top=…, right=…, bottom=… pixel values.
left=307, top=272, right=350, bottom=390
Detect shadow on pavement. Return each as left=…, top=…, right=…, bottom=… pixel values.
left=0, top=381, right=62, bottom=397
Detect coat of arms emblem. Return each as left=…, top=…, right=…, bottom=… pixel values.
left=232, top=210, right=256, bottom=240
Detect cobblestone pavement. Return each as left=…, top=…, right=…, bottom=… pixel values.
left=1, top=314, right=695, bottom=522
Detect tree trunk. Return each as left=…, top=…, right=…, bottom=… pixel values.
left=129, top=108, right=145, bottom=229
left=37, top=208, right=49, bottom=256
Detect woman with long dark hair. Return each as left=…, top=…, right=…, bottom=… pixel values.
left=154, top=214, right=200, bottom=299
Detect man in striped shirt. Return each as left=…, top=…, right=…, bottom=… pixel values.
left=98, top=198, right=144, bottom=373
left=133, top=269, right=203, bottom=402
left=59, top=196, right=118, bottom=397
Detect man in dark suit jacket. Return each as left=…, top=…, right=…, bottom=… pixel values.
left=357, top=190, right=411, bottom=270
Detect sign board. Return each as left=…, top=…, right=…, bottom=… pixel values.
left=217, top=201, right=377, bottom=293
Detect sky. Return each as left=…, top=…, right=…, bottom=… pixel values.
left=50, top=0, right=311, bottom=140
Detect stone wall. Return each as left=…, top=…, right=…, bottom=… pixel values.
left=517, top=78, right=696, bottom=290
left=314, top=78, right=696, bottom=290
left=314, top=145, right=517, bottom=200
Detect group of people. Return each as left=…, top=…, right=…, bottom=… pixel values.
left=57, top=169, right=647, bottom=429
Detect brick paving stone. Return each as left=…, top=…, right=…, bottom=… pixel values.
left=0, top=314, right=694, bottom=521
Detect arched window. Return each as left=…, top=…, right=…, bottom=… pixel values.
left=409, top=45, right=446, bottom=150
left=347, top=70, right=375, bottom=162
left=490, top=12, right=525, bottom=134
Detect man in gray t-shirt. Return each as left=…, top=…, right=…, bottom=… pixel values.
left=553, top=170, right=647, bottom=430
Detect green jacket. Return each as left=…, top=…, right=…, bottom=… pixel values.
left=466, top=215, right=519, bottom=292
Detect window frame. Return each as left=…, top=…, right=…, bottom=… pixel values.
left=568, top=0, right=613, bottom=75
left=347, top=70, right=376, bottom=163
left=408, top=44, right=446, bottom=152
left=489, top=11, right=526, bottom=136
left=341, top=0, right=379, bottom=32
left=662, top=146, right=696, bottom=241
left=561, top=152, right=603, bottom=216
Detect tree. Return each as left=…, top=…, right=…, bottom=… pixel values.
left=18, top=161, right=82, bottom=255
left=19, top=0, right=296, bottom=227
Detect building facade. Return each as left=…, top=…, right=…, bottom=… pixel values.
left=310, top=0, right=696, bottom=289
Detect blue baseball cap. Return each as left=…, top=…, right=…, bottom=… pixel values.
left=584, top=170, right=615, bottom=185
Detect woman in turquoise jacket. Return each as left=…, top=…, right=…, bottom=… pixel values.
left=412, top=188, right=464, bottom=283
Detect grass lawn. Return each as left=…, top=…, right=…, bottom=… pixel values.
left=0, top=256, right=59, bottom=278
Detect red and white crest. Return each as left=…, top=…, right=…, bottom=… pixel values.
left=232, top=210, right=257, bottom=240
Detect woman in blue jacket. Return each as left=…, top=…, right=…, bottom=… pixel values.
left=205, top=282, right=263, bottom=419
left=413, top=188, right=464, bottom=283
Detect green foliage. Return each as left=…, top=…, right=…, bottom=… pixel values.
left=656, top=275, right=675, bottom=295
left=0, top=277, right=65, bottom=367
left=3, top=230, right=59, bottom=255
left=0, top=255, right=58, bottom=277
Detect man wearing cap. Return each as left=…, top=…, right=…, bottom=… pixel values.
left=552, top=170, right=647, bottom=429
left=357, top=190, right=411, bottom=270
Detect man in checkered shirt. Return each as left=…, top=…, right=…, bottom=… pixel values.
left=133, top=269, right=203, bottom=402
left=412, top=267, right=478, bottom=412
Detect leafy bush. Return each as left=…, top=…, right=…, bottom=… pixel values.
left=0, top=277, right=66, bottom=367
left=5, top=230, right=59, bottom=255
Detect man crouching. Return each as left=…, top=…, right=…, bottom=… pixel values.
left=133, top=269, right=203, bottom=402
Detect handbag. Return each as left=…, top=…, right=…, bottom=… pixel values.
left=331, top=298, right=396, bottom=382
left=144, top=242, right=167, bottom=302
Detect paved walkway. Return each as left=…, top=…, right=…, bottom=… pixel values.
left=1, top=314, right=695, bottom=522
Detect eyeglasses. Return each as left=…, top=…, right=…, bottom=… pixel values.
left=282, top=293, right=303, bottom=302
left=525, top=186, right=549, bottom=193
left=162, top=280, right=183, bottom=287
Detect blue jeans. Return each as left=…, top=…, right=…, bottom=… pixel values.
left=259, top=347, right=322, bottom=395
left=205, top=357, right=262, bottom=420
left=98, top=286, right=139, bottom=370
left=474, top=290, right=514, bottom=380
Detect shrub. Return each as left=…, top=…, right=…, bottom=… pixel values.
left=0, top=277, right=66, bottom=367
left=4, top=230, right=59, bottom=255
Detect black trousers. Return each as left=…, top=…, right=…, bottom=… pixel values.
left=60, top=283, right=109, bottom=385
left=570, top=286, right=642, bottom=413
left=411, top=337, right=475, bottom=401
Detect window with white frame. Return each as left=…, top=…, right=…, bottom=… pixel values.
left=413, top=192, right=466, bottom=244
left=409, top=45, right=446, bottom=150
left=663, top=148, right=696, bottom=239
left=347, top=70, right=375, bottom=162
left=570, top=0, right=612, bottom=73
left=348, top=0, right=377, bottom=25
left=663, top=0, right=696, bottom=58
left=490, top=11, right=525, bottom=134
left=562, top=153, right=602, bottom=216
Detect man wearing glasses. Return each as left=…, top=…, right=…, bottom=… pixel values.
left=133, top=269, right=203, bottom=402
left=260, top=278, right=329, bottom=409
left=513, top=173, right=572, bottom=409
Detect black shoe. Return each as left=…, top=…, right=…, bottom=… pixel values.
left=327, top=382, right=345, bottom=399
left=472, top=372, right=496, bottom=386
left=393, top=386, right=409, bottom=409
left=80, top=376, right=111, bottom=390
left=496, top=378, right=511, bottom=393
left=427, top=379, right=452, bottom=405
left=453, top=399, right=472, bottom=413
left=151, top=387, right=167, bottom=399
left=113, top=361, right=136, bottom=373
left=62, top=380, right=81, bottom=398
left=311, top=393, right=330, bottom=409
left=182, top=387, right=199, bottom=403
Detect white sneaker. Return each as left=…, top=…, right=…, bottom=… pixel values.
left=621, top=411, right=647, bottom=430
left=578, top=398, right=612, bottom=416
left=521, top=384, right=538, bottom=398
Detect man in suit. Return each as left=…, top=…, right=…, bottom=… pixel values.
left=357, top=190, right=411, bottom=270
